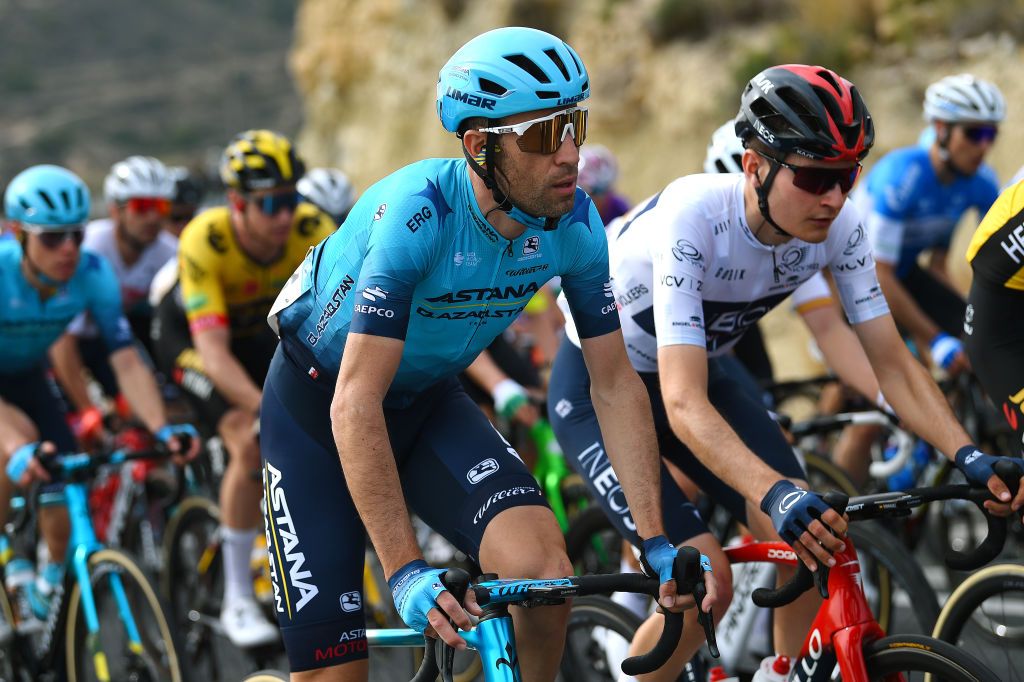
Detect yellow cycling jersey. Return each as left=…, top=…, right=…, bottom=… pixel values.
left=967, top=179, right=1024, bottom=291
left=178, top=204, right=335, bottom=338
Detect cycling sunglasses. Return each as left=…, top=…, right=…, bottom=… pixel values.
left=962, top=124, right=998, bottom=145
left=124, top=197, right=171, bottom=216
left=24, top=226, right=85, bottom=250
left=249, top=191, right=300, bottom=215
left=759, top=152, right=862, bottom=195
left=478, top=106, right=588, bottom=154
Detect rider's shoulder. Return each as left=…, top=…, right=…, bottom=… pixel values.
left=178, top=206, right=230, bottom=254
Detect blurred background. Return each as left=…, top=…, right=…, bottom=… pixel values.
left=2, top=0, right=1021, bottom=374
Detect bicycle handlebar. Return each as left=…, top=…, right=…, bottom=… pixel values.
left=412, top=547, right=718, bottom=681
left=36, top=438, right=191, bottom=484
left=753, top=459, right=1019, bottom=609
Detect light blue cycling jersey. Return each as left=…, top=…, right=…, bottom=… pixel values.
left=0, top=240, right=132, bottom=374
left=270, top=158, right=618, bottom=405
left=855, top=145, right=998, bottom=277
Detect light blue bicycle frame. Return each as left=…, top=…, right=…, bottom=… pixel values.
left=53, top=452, right=149, bottom=679
left=368, top=612, right=521, bottom=681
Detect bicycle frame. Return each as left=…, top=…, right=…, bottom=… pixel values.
left=369, top=612, right=522, bottom=681
left=725, top=539, right=884, bottom=682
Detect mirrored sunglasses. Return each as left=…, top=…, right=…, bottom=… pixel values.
left=250, top=191, right=300, bottom=215
left=478, top=106, right=588, bottom=154
left=125, top=197, right=172, bottom=216
left=24, top=226, right=85, bottom=250
left=962, top=125, right=998, bottom=145
left=761, top=152, right=862, bottom=195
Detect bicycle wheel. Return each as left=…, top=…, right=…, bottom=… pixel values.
left=932, top=563, right=1024, bottom=681
left=163, top=496, right=270, bottom=681
left=558, top=595, right=643, bottom=682
left=848, top=521, right=940, bottom=635
left=65, top=548, right=184, bottom=682
left=564, top=506, right=623, bottom=576
left=861, top=634, right=1000, bottom=681
left=802, top=451, right=860, bottom=497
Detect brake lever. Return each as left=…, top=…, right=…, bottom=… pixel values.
left=693, top=579, right=719, bottom=658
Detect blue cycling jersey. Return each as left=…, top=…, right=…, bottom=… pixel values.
left=856, top=146, right=999, bottom=277
left=0, top=240, right=132, bottom=374
left=270, top=158, right=618, bottom=405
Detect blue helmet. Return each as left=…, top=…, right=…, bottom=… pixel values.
left=5, top=164, right=90, bottom=227
left=436, top=27, right=590, bottom=133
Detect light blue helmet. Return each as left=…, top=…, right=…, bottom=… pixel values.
left=436, top=27, right=590, bottom=133
left=5, top=164, right=90, bottom=227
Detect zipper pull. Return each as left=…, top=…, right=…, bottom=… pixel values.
left=505, top=241, right=513, bottom=258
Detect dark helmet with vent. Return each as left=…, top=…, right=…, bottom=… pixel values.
left=735, top=64, right=874, bottom=163
left=436, top=27, right=590, bottom=132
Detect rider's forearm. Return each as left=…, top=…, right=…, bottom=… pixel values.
left=48, top=333, right=93, bottom=412
left=666, top=394, right=781, bottom=503
left=876, top=264, right=940, bottom=344
left=803, top=308, right=880, bottom=403
left=194, top=338, right=262, bottom=413
left=590, top=370, right=665, bottom=540
left=873, top=346, right=971, bottom=458
left=331, top=397, right=422, bottom=578
left=109, top=347, right=167, bottom=433
left=463, top=350, right=508, bottom=393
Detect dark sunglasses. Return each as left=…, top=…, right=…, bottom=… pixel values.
left=124, top=197, right=171, bottom=216
left=962, top=125, right=998, bottom=144
left=479, top=107, right=588, bottom=154
left=759, top=152, right=862, bottom=195
left=26, top=227, right=85, bottom=250
left=249, top=191, right=300, bottom=215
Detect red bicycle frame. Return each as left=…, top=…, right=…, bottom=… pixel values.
left=724, top=538, right=886, bottom=682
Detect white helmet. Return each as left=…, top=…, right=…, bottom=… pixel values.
left=578, top=145, right=619, bottom=195
left=104, top=156, right=175, bottom=203
left=923, top=74, right=1006, bottom=124
left=297, top=167, right=355, bottom=222
left=704, top=120, right=745, bottom=174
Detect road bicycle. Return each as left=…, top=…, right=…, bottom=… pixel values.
left=0, top=446, right=184, bottom=681
left=691, top=462, right=1020, bottom=681
left=240, top=547, right=716, bottom=682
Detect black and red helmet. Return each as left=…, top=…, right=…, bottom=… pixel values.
left=735, top=64, right=874, bottom=163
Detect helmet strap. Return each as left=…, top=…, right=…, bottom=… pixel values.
left=753, top=161, right=791, bottom=238
left=462, top=130, right=558, bottom=231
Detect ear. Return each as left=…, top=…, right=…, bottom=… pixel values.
left=227, top=190, right=246, bottom=212
left=741, top=148, right=763, bottom=185
left=462, top=128, right=487, bottom=158
left=934, top=121, right=951, bottom=146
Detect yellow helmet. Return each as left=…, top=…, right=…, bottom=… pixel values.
left=219, top=129, right=305, bottom=192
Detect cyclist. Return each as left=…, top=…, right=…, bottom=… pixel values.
left=49, top=156, right=178, bottom=434
left=856, top=73, right=1004, bottom=374
left=578, top=144, right=630, bottom=223
left=297, top=167, right=356, bottom=226
left=964, top=178, right=1024, bottom=455
left=0, top=164, right=198, bottom=615
left=151, top=130, right=336, bottom=647
left=547, top=65, right=1024, bottom=680
left=260, top=27, right=709, bottom=681
left=168, top=166, right=206, bottom=238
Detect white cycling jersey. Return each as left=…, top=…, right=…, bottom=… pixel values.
left=68, top=218, right=177, bottom=337
left=562, top=173, right=889, bottom=371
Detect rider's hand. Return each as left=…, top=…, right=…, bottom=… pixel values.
left=5, top=441, right=53, bottom=487
left=640, top=537, right=717, bottom=613
left=954, top=445, right=1024, bottom=515
left=69, top=406, right=106, bottom=446
left=760, top=480, right=847, bottom=571
left=389, top=560, right=481, bottom=649
left=492, top=379, right=537, bottom=426
left=930, top=333, right=970, bottom=376
left=154, top=424, right=201, bottom=465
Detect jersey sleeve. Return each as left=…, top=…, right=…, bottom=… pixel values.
left=827, top=206, right=890, bottom=324
left=348, top=197, right=439, bottom=340
left=790, top=271, right=833, bottom=316
left=82, top=252, right=134, bottom=354
left=650, top=198, right=712, bottom=349
left=178, top=215, right=228, bottom=336
left=862, top=157, right=921, bottom=265
left=558, top=198, right=620, bottom=339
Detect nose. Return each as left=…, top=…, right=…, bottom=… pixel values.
left=553, top=133, right=580, bottom=165
left=821, top=182, right=846, bottom=208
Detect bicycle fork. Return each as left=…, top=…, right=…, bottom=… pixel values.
left=66, top=483, right=147, bottom=681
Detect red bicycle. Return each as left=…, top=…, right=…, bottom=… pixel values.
left=716, top=460, right=1019, bottom=681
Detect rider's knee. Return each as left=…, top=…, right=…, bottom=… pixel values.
left=218, top=409, right=258, bottom=458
